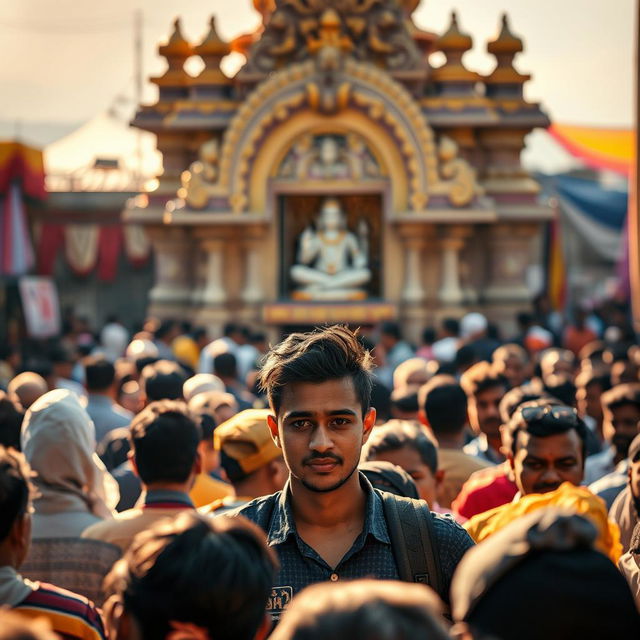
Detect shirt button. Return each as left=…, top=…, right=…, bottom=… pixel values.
left=330, top=573, right=339, bottom=582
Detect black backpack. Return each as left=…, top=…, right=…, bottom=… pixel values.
left=377, top=490, right=443, bottom=596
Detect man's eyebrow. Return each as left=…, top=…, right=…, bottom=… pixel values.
left=282, top=409, right=358, bottom=420
left=328, top=409, right=358, bottom=417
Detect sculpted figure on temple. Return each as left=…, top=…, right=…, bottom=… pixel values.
left=290, top=198, right=371, bottom=300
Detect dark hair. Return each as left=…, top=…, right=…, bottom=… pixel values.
left=421, top=327, right=436, bottom=345
left=129, top=401, right=201, bottom=485
left=84, top=355, right=116, bottom=392
left=575, top=369, right=611, bottom=392
left=0, top=447, right=32, bottom=542
left=601, top=384, right=640, bottom=412
left=140, top=360, right=186, bottom=401
left=97, top=428, right=131, bottom=472
left=499, top=384, right=550, bottom=424
left=214, top=353, right=238, bottom=379
left=0, top=392, right=23, bottom=450
left=135, top=356, right=159, bottom=375
left=442, top=318, right=460, bottom=335
left=390, top=389, right=419, bottom=415
left=542, top=377, right=577, bottom=406
left=359, top=460, right=419, bottom=499
left=223, top=323, right=239, bottom=337
left=420, top=379, right=467, bottom=435
left=455, top=345, right=477, bottom=369
left=106, top=512, right=278, bottom=640
left=365, top=421, right=438, bottom=474
left=507, top=401, right=588, bottom=461
left=270, top=579, right=448, bottom=640
left=259, top=326, right=373, bottom=416
left=154, top=319, right=177, bottom=340
left=460, top=361, right=508, bottom=397
left=380, top=322, right=402, bottom=341
left=199, top=413, right=217, bottom=443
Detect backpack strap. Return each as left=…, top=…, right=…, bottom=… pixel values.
left=379, top=490, right=443, bottom=596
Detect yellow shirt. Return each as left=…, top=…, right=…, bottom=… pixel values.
left=464, top=482, right=623, bottom=563
left=189, top=473, right=233, bottom=509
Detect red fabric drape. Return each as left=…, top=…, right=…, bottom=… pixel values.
left=37, top=223, right=65, bottom=276
left=97, top=226, right=123, bottom=282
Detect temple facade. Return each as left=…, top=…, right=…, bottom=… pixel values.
left=125, top=0, right=551, bottom=340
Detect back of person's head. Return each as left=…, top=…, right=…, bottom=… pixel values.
left=358, top=460, right=419, bottom=499
left=601, top=382, right=640, bottom=413
left=390, top=388, right=419, bottom=418
left=460, top=313, right=488, bottom=339
left=270, top=579, right=448, bottom=640
left=259, top=325, right=373, bottom=417
left=84, top=355, right=116, bottom=393
left=183, top=373, right=225, bottom=402
left=460, top=361, right=508, bottom=397
left=380, top=321, right=402, bottom=341
left=0, top=611, right=58, bottom=640
left=419, top=376, right=467, bottom=436
left=140, top=360, right=186, bottom=402
left=7, top=372, right=47, bottom=412
left=105, top=512, right=277, bottom=640
left=392, top=358, right=431, bottom=390
left=421, top=327, right=436, bottom=345
left=454, top=345, right=477, bottom=371
left=213, top=352, right=238, bottom=380
left=129, top=400, right=201, bottom=486
left=364, top=420, right=437, bottom=475
left=442, top=317, right=460, bottom=336
left=498, top=384, right=550, bottom=424
left=0, top=391, right=23, bottom=450
left=451, top=509, right=640, bottom=639
left=214, top=409, right=283, bottom=486
left=0, top=446, right=32, bottom=546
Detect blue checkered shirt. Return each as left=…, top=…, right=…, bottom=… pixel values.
left=231, top=474, right=474, bottom=619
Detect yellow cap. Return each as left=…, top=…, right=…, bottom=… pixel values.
left=214, top=409, right=282, bottom=475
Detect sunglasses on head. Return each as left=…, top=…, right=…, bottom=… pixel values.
left=520, top=405, right=579, bottom=426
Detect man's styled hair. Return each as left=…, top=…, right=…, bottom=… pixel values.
left=419, top=377, right=467, bottom=436
left=498, top=385, right=551, bottom=424
left=84, top=355, right=116, bottom=392
left=364, top=420, right=438, bottom=475
left=460, top=362, right=508, bottom=397
left=140, top=360, right=186, bottom=401
left=270, top=579, right=448, bottom=640
left=129, top=400, right=201, bottom=485
left=0, top=447, right=33, bottom=543
left=259, top=326, right=373, bottom=416
left=506, top=400, right=588, bottom=460
left=105, top=512, right=277, bottom=640
left=601, top=383, right=640, bottom=412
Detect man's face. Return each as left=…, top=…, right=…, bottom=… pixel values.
left=577, top=382, right=603, bottom=422
left=469, top=386, right=505, bottom=439
left=370, top=444, right=439, bottom=506
left=268, top=378, right=375, bottom=493
left=603, top=404, right=640, bottom=458
left=629, top=454, right=640, bottom=500
left=511, top=430, right=584, bottom=495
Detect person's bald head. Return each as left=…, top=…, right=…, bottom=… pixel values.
left=7, top=373, right=48, bottom=411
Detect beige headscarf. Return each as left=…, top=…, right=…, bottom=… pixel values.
left=21, top=389, right=118, bottom=519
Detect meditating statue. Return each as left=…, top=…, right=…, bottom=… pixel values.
left=290, top=198, right=371, bottom=300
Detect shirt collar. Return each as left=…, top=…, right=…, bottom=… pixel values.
left=267, top=472, right=390, bottom=546
left=143, top=489, right=194, bottom=509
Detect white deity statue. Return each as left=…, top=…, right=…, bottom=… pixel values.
left=290, top=198, right=371, bottom=300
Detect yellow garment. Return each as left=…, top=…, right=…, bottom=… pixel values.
left=172, top=335, right=200, bottom=369
left=189, top=473, right=233, bottom=509
left=464, top=482, right=622, bottom=563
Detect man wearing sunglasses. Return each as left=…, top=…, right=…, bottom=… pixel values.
left=464, top=400, right=589, bottom=542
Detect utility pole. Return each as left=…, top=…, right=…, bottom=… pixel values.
left=632, top=0, right=640, bottom=332
left=134, top=9, right=143, bottom=189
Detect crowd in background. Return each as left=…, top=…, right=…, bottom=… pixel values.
left=0, top=294, right=640, bottom=639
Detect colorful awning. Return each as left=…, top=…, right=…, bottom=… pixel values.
left=549, top=124, right=632, bottom=176
left=0, top=141, right=46, bottom=200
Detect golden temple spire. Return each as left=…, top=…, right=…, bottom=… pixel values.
left=488, top=13, right=523, bottom=56
left=194, top=16, right=232, bottom=86
left=152, top=18, right=193, bottom=93
left=431, top=11, right=478, bottom=85
left=485, top=12, right=529, bottom=90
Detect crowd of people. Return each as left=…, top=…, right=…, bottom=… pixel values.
left=0, top=300, right=640, bottom=639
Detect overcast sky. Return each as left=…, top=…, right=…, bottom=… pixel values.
left=0, top=0, right=635, bottom=173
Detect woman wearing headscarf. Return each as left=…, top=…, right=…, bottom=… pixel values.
left=21, top=389, right=118, bottom=538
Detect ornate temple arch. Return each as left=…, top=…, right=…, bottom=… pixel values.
left=181, top=55, right=480, bottom=216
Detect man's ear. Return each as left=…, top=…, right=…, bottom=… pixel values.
left=193, top=450, right=202, bottom=476
left=435, top=469, right=445, bottom=488
left=103, top=595, right=129, bottom=640
left=362, top=407, right=377, bottom=444
left=418, top=409, right=429, bottom=428
left=267, top=414, right=281, bottom=448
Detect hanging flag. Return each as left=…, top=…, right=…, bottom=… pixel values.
left=545, top=198, right=567, bottom=311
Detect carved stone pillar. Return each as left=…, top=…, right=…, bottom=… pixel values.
left=403, top=237, right=426, bottom=303
left=147, top=226, right=192, bottom=306
left=200, top=238, right=226, bottom=305
left=438, top=226, right=470, bottom=306
left=241, top=225, right=268, bottom=304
